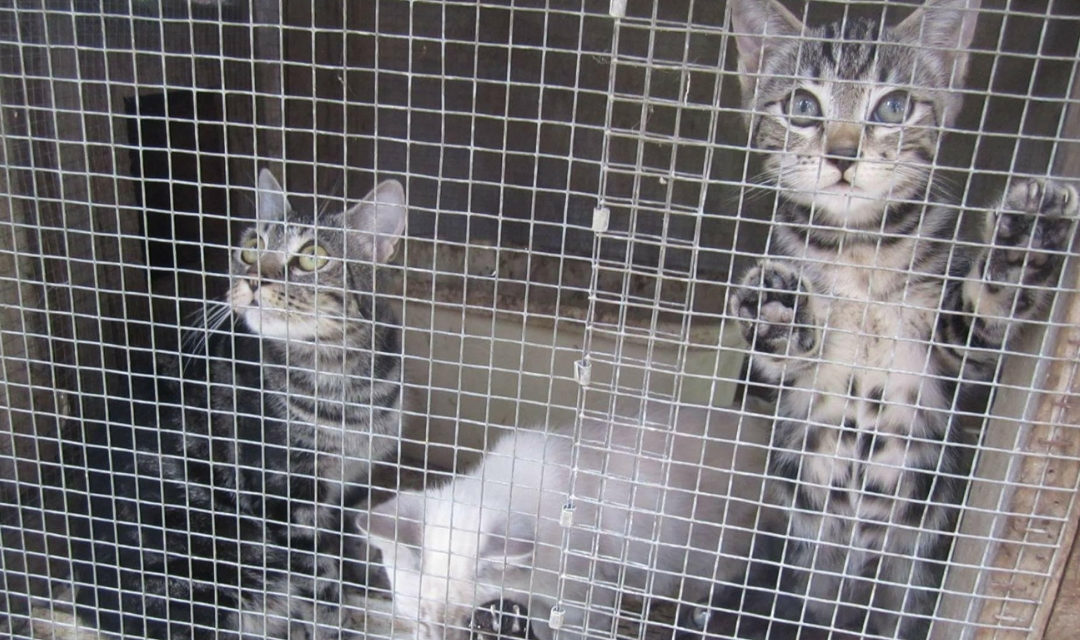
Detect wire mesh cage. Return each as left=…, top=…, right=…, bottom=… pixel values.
left=1, top=0, right=1079, bottom=639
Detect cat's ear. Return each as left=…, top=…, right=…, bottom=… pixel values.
left=357, top=494, right=424, bottom=595
left=728, top=0, right=804, bottom=98
left=344, top=179, right=408, bottom=263
left=357, top=491, right=424, bottom=552
left=479, top=512, right=535, bottom=564
left=894, top=0, right=981, bottom=86
left=256, top=168, right=290, bottom=223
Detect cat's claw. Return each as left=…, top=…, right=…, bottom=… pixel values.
left=469, top=599, right=534, bottom=639
left=729, top=261, right=818, bottom=357
left=673, top=600, right=711, bottom=637
left=987, top=179, right=1077, bottom=287
left=1003, top=179, right=1078, bottom=220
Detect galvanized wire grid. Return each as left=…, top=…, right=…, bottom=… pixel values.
left=0, top=1, right=1078, bottom=639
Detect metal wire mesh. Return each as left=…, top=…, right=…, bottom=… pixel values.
left=0, top=1, right=1078, bottom=639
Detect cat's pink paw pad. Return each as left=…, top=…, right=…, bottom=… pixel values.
left=729, top=261, right=817, bottom=356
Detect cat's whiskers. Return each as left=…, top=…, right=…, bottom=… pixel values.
left=926, top=172, right=963, bottom=206
left=180, top=300, right=234, bottom=375
left=729, top=173, right=782, bottom=209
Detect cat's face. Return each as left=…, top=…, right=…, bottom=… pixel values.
left=729, top=0, right=979, bottom=228
left=362, top=491, right=542, bottom=640
left=229, top=169, right=406, bottom=341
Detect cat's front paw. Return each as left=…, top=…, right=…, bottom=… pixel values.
left=988, top=179, right=1077, bottom=288
left=729, top=261, right=818, bottom=358
left=674, top=594, right=828, bottom=640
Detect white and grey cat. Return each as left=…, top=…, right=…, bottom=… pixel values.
left=359, top=404, right=772, bottom=640
left=67, top=169, right=408, bottom=639
left=677, top=1, right=1076, bottom=639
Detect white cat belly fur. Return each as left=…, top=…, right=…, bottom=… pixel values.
left=758, top=245, right=951, bottom=512
left=362, top=404, right=772, bottom=640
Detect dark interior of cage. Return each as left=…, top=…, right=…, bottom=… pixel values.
left=1, top=0, right=1078, bottom=637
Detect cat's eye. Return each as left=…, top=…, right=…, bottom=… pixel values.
left=873, top=91, right=911, bottom=124
left=786, top=90, right=823, bottom=127
left=239, top=236, right=264, bottom=265
left=295, top=243, right=330, bottom=271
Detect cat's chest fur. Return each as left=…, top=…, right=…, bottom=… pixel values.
left=818, top=258, right=936, bottom=366
left=203, top=332, right=397, bottom=530
left=771, top=238, right=952, bottom=528
left=791, top=238, right=942, bottom=383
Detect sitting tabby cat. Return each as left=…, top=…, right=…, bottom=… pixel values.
left=678, top=0, right=1077, bottom=638
left=66, top=169, right=407, bottom=639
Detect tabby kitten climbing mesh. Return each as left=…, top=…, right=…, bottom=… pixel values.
left=0, top=1, right=1078, bottom=639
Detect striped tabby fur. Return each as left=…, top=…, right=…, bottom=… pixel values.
left=678, top=1, right=1076, bottom=638
left=66, top=169, right=407, bottom=639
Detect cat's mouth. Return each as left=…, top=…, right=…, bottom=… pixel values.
left=818, top=182, right=865, bottom=199
left=229, top=281, right=255, bottom=309
left=230, top=281, right=274, bottom=315
left=238, top=303, right=334, bottom=343
left=780, top=164, right=873, bottom=198
left=229, top=281, right=345, bottom=342
left=823, top=176, right=861, bottom=192
left=231, top=290, right=297, bottom=338
left=820, top=176, right=890, bottom=202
